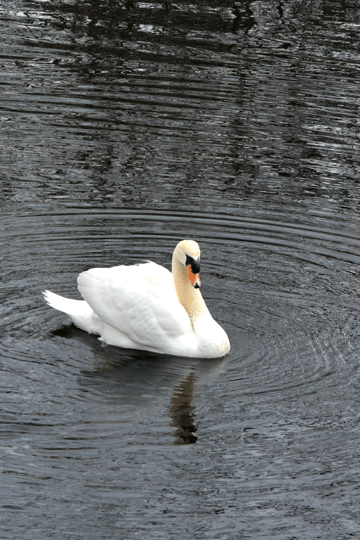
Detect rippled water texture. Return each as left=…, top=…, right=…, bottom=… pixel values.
left=2, top=1, right=360, bottom=538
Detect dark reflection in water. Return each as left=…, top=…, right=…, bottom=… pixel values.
left=170, top=372, right=198, bottom=445
left=2, top=0, right=360, bottom=539
left=1, top=0, right=360, bottom=212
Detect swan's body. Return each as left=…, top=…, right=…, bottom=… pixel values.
left=43, top=240, right=230, bottom=358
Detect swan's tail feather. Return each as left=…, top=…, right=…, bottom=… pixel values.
left=43, top=290, right=101, bottom=334
left=43, top=290, right=81, bottom=314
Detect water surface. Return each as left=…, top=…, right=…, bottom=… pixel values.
left=2, top=1, right=360, bottom=538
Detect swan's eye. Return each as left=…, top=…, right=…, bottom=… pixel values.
left=185, top=254, right=200, bottom=274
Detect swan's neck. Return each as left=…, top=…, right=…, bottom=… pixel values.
left=172, top=256, right=207, bottom=320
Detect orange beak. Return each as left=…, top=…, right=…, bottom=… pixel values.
left=188, top=264, right=201, bottom=289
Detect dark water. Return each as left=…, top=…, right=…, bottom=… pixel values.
left=2, top=0, right=360, bottom=538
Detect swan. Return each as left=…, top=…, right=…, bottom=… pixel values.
left=43, top=240, right=230, bottom=358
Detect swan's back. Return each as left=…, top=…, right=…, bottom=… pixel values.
left=77, top=262, right=195, bottom=354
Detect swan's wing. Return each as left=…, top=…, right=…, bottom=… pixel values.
left=77, top=262, right=193, bottom=350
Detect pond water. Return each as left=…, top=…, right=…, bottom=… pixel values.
left=2, top=0, right=360, bottom=538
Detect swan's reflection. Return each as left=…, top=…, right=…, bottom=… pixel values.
left=54, top=325, right=228, bottom=443
left=170, top=372, right=198, bottom=445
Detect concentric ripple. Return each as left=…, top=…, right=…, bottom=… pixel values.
left=2, top=205, right=360, bottom=399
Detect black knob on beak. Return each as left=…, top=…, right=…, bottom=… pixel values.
left=186, top=254, right=200, bottom=274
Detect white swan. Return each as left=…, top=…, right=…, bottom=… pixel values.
left=43, top=240, right=230, bottom=358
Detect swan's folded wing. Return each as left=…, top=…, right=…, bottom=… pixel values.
left=77, top=262, right=193, bottom=350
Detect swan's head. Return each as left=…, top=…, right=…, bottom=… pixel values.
left=174, top=240, right=201, bottom=289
